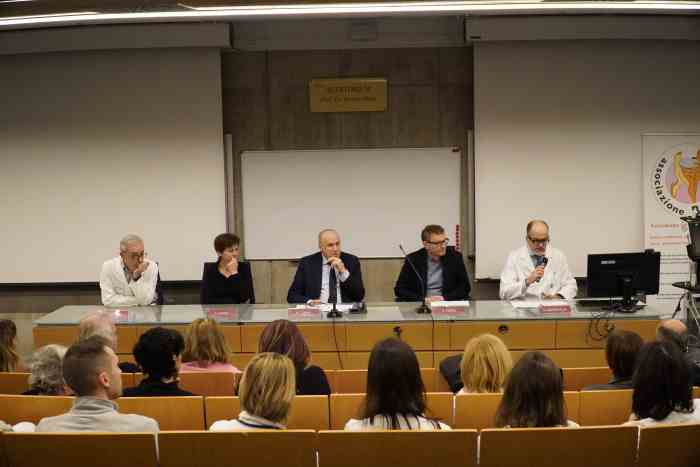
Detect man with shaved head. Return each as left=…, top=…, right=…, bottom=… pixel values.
left=79, top=310, right=140, bottom=373
left=499, top=220, right=577, bottom=300
left=287, top=229, right=365, bottom=304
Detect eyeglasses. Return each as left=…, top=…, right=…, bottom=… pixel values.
left=126, top=251, right=147, bottom=260
left=425, top=238, right=449, bottom=247
left=527, top=236, right=550, bottom=245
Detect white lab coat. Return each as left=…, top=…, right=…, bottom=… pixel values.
left=499, top=245, right=577, bottom=300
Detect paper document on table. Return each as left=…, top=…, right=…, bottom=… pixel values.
left=431, top=300, right=470, bottom=308
left=511, top=300, right=569, bottom=308
left=308, top=304, right=354, bottom=312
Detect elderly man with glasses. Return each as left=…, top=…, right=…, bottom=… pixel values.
left=99, top=234, right=159, bottom=307
left=499, top=220, right=577, bottom=300
left=394, top=224, right=470, bottom=302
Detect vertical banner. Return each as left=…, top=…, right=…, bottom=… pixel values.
left=643, top=134, right=700, bottom=315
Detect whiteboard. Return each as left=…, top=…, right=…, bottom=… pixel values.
left=474, top=40, right=700, bottom=279
left=241, top=148, right=462, bottom=259
left=0, top=48, right=226, bottom=283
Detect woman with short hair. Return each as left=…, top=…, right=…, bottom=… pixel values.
left=180, top=318, right=239, bottom=373
left=459, top=333, right=512, bottom=394
left=496, top=351, right=578, bottom=428
left=23, top=345, right=70, bottom=395
left=210, top=352, right=296, bottom=430
left=345, top=338, right=451, bottom=430
left=200, top=233, right=255, bottom=304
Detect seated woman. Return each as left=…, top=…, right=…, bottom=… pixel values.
left=122, top=327, right=194, bottom=397
left=259, top=320, right=330, bottom=395
left=458, top=333, right=512, bottom=394
left=210, top=352, right=295, bottom=430
left=0, top=319, right=23, bottom=372
left=496, top=351, right=579, bottom=428
left=582, top=329, right=642, bottom=391
left=345, top=338, right=451, bottom=430
left=200, top=233, right=255, bottom=304
left=180, top=318, right=239, bottom=373
left=625, top=340, right=700, bottom=426
left=23, top=345, right=70, bottom=395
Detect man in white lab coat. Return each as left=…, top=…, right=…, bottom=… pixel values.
left=499, top=220, right=577, bottom=300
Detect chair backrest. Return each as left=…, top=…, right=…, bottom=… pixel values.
left=178, top=372, right=237, bottom=397
left=117, top=396, right=205, bottom=430
left=578, top=389, right=633, bottom=426
left=204, top=395, right=329, bottom=430
left=333, top=369, right=439, bottom=393
left=158, top=430, right=317, bottom=467
left=318, top=430, right=478, bottom=467
left=638, top=423, right=700, bottom=467
left=0, top=373, right=29, bottom=395
left=4, top=432, right=157, bottom=467
left=426, top=392, right=454, bottom=426
left=562, top=367, right=612, bottom=391
left=330, top=393, right=452, bottom=429
left=120, top=373, right=134, bottom=389
left=0, top=395, right=74, bottom=425
left=479, top=425, right=638, bottom=467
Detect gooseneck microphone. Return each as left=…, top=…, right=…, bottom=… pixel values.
left=535, top=256, right=549, bottom=282
left=399, top=244, right=431, bottom=314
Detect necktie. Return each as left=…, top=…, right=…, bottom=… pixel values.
left=328, top=265, right=338, bottom=304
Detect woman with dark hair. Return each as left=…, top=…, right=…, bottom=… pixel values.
left=496, top=351, right=578, bottom=428
left=0, top=320, right=22, bottom=372
left=123, top=327, right=194, bottom=397
left=625, top=341, right=700, bottom=426
left=345, top=338, right=450, bottom=430
left=582, top=329, right=643, bottom=391
left=200, top=233, right=255, bottom=304
left=258, top=320, right=330, bottom=395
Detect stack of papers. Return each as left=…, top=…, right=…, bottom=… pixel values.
left=510, top=300, right=570, bottom=309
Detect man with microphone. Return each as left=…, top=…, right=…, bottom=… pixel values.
left=287, top=229, right=365, bottom=304
left=499, top=220, right=577, bottom=300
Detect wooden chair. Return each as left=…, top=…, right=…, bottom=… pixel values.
left=578, top=389, right=633, bottom=426
left=638, top=423, right=700, bottom=467
left=178, top=372, right=237, bottom=396
left=480, top=425, right=638, bottom=467
left=0, top=373, right=29, bottom=395
left=117, top=396, right=205, bottom=430
left=562, top=366, right=612, bottom=391
left=333, top=369, right=439, bottom=393
left=329, top=393, right=452, bottom=429
left=158, top=430, right=317, bottom=467
left=4, top=432, right=157, bottom=467
left=0, top=395, right=73, bottom=425
left=318, top=430, right=478, bottom=467
left=204, top=395, right=330, bottom=430
left=120, top=373, right=135, bottom=388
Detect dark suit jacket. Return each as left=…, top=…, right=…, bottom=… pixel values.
left=287, top=251, right=365, bottom=303
left=394, top=246, right=471, bottom=301
left=200, top=261, right=255, bottom=304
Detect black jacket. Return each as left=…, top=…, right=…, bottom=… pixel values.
left=287, top=251, right=365, bottom=303
left=394, top=247, right=471, bottom=301
left=200, top=261, right=256, bottom=304
left=122, top=377, right=195, bottom=397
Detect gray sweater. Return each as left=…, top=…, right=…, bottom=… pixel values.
left=36, top=397, right=159, bottom=433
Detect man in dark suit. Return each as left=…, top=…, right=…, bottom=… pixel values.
left=287, top=229, right=365, bottom=304
left=394, top=224, right=471, bottom=302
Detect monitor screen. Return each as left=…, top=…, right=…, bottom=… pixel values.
left=586, top=250, right=661, bottom=299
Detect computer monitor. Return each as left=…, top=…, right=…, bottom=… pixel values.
left=586, top=250, right=661, bottom=312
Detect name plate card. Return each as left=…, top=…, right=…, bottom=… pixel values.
left=309, top=78, right=387, bottom=113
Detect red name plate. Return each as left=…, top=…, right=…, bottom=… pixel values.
left=288, top=307, right=322, bottom=318
left=538, top=304, right=572, bottom=314
left=205, top=308, right=239, bottom=320
left=431, top=306, right=469, bottom=316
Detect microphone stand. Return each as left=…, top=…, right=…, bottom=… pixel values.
left=400, top=244, right=431, bottom=314
left=326, top=268, right=343, bottom=319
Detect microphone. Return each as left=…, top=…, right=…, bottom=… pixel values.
left=399, top=244, right=431, bottom=314
left=535, top=256, right=549, bottom=282
left=327, top=266, right=342, bottom=319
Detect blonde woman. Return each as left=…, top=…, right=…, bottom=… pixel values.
left=180, top=318, right=239, bottom=373
left=458, top=334, right=512, bottom=394
left=210, top=352, right=296, bottom=430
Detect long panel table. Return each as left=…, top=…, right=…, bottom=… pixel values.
left=34, top=301, right=662, bottom=369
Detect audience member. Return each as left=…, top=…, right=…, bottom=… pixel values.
left=79, top=310, right=140, bottom=372
left=181, top=318, right=239, bottom=373
left=259, top=319, right=330, bottom=395
left=36, top=336, right=158, bottom=432
left=582, top=329, right=643, bottom=391
left=625, top=340, right=700, bottom=426
left=458, top=334, right=512, bottom=394
left=0, top=319, right=22, bottom=372
left=656, top=319, right=700, bottom=386
left=496, top=351, right=578, bottom=428
left=200, top=233, right=255, bottom=304
left=345, top=338, right=451, bottom=430
left=122, top=327, right=194, bottom=396
left=23, top=344, right=70, bottom=395
left=210, top=353, right=295, bottom=430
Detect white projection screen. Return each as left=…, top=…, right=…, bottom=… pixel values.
left=0, top=48, right=226, bottom=283
left=241, top=148, right=462, bottom=259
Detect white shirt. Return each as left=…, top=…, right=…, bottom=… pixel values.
left=625, top=399, right=700, bottom=427
left=344, top=414, right=452, bottom=431
left=319, top=256, right=350, bottom=303
left=99, top=257, right=159, bottom=307
left=499, top=245, right=577, bottom=300
left=210, top=411, right=285, bottom=431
